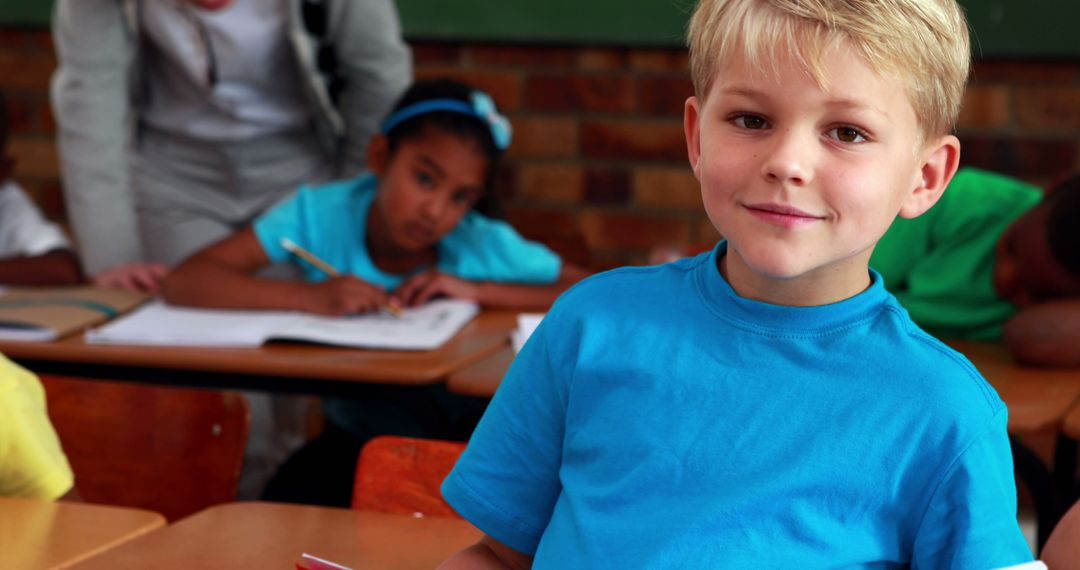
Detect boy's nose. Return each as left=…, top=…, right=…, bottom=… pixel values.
left=420, top=195, right=449, bottom=221
left=761, top=129, right=812, bottom=186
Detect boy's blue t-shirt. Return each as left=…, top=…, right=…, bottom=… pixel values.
left=443, top=242, right=1032, bottom=568
left=252, top=173, right=561, bottom=290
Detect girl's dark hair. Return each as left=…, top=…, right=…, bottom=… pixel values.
left=382, top=78, right=505, bottom=218
left=1046, top=172, right=1080, bottom=277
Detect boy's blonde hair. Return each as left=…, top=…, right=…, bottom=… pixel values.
left=687, top=0, right=970, bottom=138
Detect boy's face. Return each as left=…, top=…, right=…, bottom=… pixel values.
left=685, top=44, right=958, bottom=306
left=994, top=204, right=1080, bottom=307
left=367, top=128, right=488, bottom=254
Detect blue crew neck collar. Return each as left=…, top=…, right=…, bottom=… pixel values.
left=695, top=241, right=890, bottom=335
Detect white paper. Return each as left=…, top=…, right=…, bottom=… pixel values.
left=510, top=313, right=545, bottom=353
left=87, top=299, right=479, bottom=351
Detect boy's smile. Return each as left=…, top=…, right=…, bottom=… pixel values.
left=685, top=41, right=957, bottom=306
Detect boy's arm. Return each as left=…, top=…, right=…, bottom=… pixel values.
left=0, top=250, right=84, bottom=286
left=438, top=535, right=533, bottom=570
left=1002, top=299, right=1080, bottom=366
left=163, top=228, right=389, bottom=316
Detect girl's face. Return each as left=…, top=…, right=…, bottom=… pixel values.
left=368, top=127, right=490, bottom=254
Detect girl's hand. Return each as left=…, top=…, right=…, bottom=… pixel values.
left=93, top=262, right=169, bottom=293
left=306, top=276, right=390, bottom=316
left=394, top=270, right=479, bottom=307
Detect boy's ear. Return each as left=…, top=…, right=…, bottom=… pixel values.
left=366, top=135, right=390, bottom=176
left=684, top=96, right=703, bottom=180
left=898, top=134, right=961, bottom=219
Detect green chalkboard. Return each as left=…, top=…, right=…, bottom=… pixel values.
left=1, top=1, right=1077, bottom=58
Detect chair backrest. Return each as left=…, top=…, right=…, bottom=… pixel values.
left=39, top=375, right=250, bottom=521
left=1043, top=498, right=1080, bottom=569
left=352, top=435, right=466, bottom=518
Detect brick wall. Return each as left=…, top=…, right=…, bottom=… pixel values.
left=3, top=28, right=1079, bottom=270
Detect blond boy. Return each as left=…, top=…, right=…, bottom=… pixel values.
left=439, top=0, right=1032, bottom=567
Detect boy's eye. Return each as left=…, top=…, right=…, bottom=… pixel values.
left=827, top=126, right=868, bottom=143
left=415, top=170, right=436, bottom=188
left=732, top=114, right=769, bottom=130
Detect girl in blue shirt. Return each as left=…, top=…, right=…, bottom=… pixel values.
left=164, top=79, right=588, bottom=505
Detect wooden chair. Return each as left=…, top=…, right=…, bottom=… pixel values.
left=40, top=375, right=250, bottom=522
left=352, top=435, right=466, bottom=518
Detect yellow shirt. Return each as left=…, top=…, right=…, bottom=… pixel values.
left=0, top=355, right=73, bottom=499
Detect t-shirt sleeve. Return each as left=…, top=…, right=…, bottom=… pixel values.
left=442, top=301, right=576, bottom=554
left=0, top=183, right=71, bottom=258
left=0, top=366, right=74, bottom=500
left=911, top=409, right=1033, bottom=568
left=252, top=187, right=313, bottom=264
left=444, top=215, right=562, bottom=284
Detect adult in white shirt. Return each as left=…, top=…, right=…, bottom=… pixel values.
left=51, top=0, right=412, bottom=292
left=51, top=0, right=411, bottom=498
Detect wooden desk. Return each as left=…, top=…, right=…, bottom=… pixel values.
left=0, top=497, right=164, bottom=569
left=447, top=345, right=515, bottom=397
left=0, top=312, right=518, bottom=396
left=71, top=502, right=482, bottom=569
left=945, top=340, right=1080, bottom=436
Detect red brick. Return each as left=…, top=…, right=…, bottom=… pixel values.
left=579, top=210, right=691, bottom=250
left=505, top=117, right=578, bottom=159
left=584, top=167, right=631, bottom=205
left=971, top=60, right=1079, bottom=85
left=0, top=29, right=33, bottom=51
left=1014, top=87, right=1080, bottom=133
left=638, top=75, right=694, bottom=116
left=581, top=120, right=687, bottom=162
left=4, top=95, right=35, bottom=135
left=692, top=218, right=723, bottom=244
left=526, top=73, right=636, bottom=113
left=577, top=48, right=628, bottom=71
left=957, top=85, right=1011, bottom=129
left=30, top=180, right=66, bottom=220
left=503, top=206, right=579, bottom=237
left=959, top=137, right=1077, bottom=182
left=0, top=51, right=55, bottom=90
left=628, top=49, right=689, bottom=72
left=469, top=45, right=577, bottom=68
left=38, top=98, right=55, bottom=134
left=633, top=167, right=700, bottom=210
left=414, top=66, right=523, bottom=111
left=411, top=43, right=464, bottom=65
left=516, top=163, right=583, bottom=204
left=8, top=137, right=58, bottom=179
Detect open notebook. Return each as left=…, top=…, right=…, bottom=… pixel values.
left=0, top=286, right=150, bottom=342
left=86, top=299, right=479, bottom=351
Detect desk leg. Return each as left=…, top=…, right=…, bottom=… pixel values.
left=1011, top=437, right=1060, bottom=553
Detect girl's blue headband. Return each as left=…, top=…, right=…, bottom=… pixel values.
left=379, top=91, right=512, bottom=151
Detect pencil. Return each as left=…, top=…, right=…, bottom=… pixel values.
left=279, top=237, right=404, bottom=318
left=280, top=237, right=339, bottom=277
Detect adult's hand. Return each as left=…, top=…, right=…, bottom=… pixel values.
left=93, top=262, right=169, bottom=293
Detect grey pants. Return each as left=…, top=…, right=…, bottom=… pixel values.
left=134, top=125, right=337, bottom=499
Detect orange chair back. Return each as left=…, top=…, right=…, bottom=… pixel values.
left=40, top=375, right=250, bottom=521
left=352, top=435, right=466, bottom=518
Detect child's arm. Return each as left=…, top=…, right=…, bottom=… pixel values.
left=163, top=228, right=390, bottom=316
left=394, top=263, right=589, bottom=310
left=438, top=535, right=532, bottom=570
left=0, top=249, right=84, bottom=286
left=1002, top=299, right=1080, bottom=366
